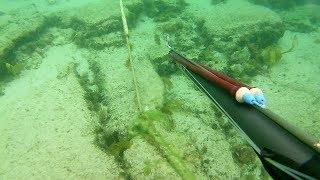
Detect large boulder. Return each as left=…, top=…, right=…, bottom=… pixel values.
left=196, top=0, right=284, bottom=53
left=182, top=0, right=285, bottom=80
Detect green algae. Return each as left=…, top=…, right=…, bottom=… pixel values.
left=90, top=2, right=197, bottom=178
left=73, top=58, right=134, bottom=179
left=161, top=98, right=184, bottom=116
left=150, top=55, right=179, bottom=77
left=133, top=109, right=195, bottom=180
left=0, top=0, right=144, bottom=83
left=5, top=63, right=24, bottom=76
left=143, top=159, right=162, bottom=175
left=0, top=83, right=4, bottom=96
left=106, top=134, right=132, bottom=158
left=161, top=77, right=173, bottom=91
left=74, top=60, right=109, bottom=112
left=0, top=16, right=58, bottom=81
left=231, top=145, right=257, bottom=166
left=261, top=45, right=283, bottom=66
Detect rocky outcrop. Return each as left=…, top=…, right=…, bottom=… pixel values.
left=279, top=4, right=320, bottom=33
left=178, top=0, right=285, bottom=80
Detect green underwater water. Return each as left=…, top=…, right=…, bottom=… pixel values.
left=0, top=0, right=319, bottom=179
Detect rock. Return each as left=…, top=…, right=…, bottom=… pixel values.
left=0, top=5, right=46, bottom=77
left=185, top=0, right=285, bottom=79
left=249, top=0, right=306, bottom=10
left=279, top=4, right=320, bottom=33
left=144, top=0, right=188, bottom=22
left=196, top=0, right=284, bottom=52
left=59, top=0, right=144, bottom=50
left=60, top=1, right=120, bottom=27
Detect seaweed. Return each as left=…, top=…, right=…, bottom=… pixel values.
left=106, top=135, right=132, bottom=158
left=93, top=127, right=133, bottom=179
left=150, top=55, right=178, bottom=77
left=118, top=2, right=195, bottom=178
left=231, top=145, right=256, bottom=166
left=135, top=110, right=174, bottom=131
left=74, top=58, right=134, bottom=178
left=0, top=16, right=58, bottom=82
left=0, top=83, right=4, bottom=96
left=5, top=63, right=24, bottom=76
left=161, top=77, right=173, bottom=91
left=282, top=34, right=298, bottom=54
left=74, top=59, right=109, bottom=112
left=260, top=45, right=283, bottom=66
left=59, top=1, right=144, bottom=50
left=133, top=110, right=195, bottom=179
left=143, top=160, right=161, bottom=175
left=0, top=16, right=59, bottom=63
left=161, top=97, right=184, bottom=116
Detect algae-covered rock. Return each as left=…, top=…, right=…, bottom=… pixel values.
left=61, top=0, right=144, bottom=29
left=184, top=0, right=285, bottom=79
left=250, top=0, right=320, bottom=33
left=143, top=0, right=188, bottom=22
left=155, top=0, right=285, bottom=81
left=198, top=47, right=228, bottom=72
left=200, top=0, right=284, bottom=52
left=59, top=0, right=145, bottom=50
left=0, top=5, right=46, bottom=77
left=279, top=4, right=320, bottom=33
left=156, top=14, right=207, bottom=59
left=59, top=2, right=122, bottom=50
left=249, top=0, right=310, bottom=10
